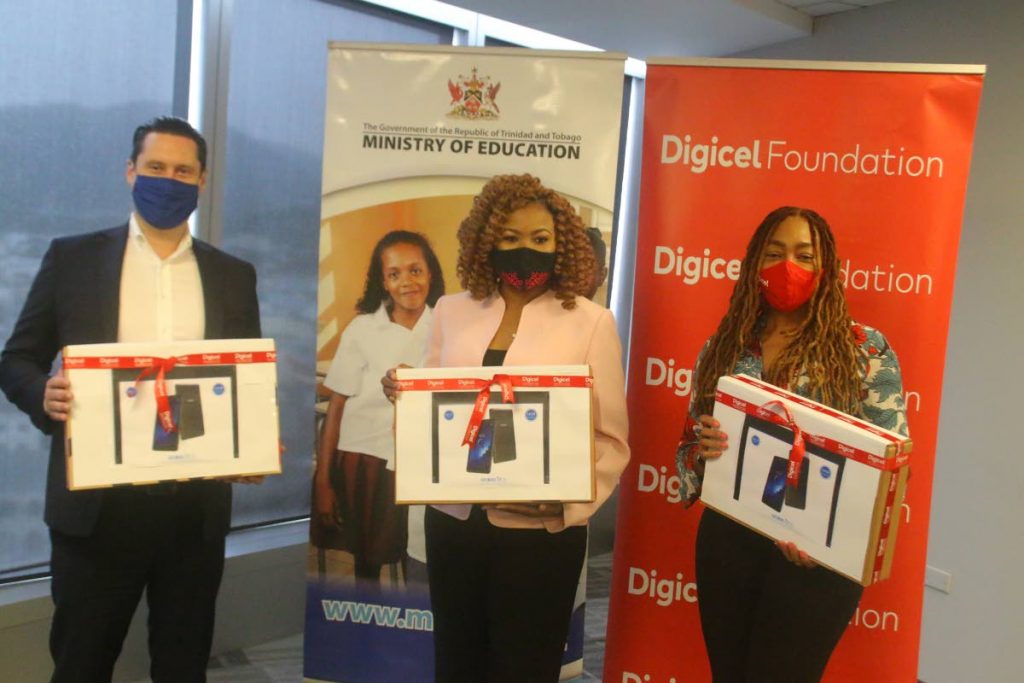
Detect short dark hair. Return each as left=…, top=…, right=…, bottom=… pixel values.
left=356, top=230, right=446, bottom=314
left=131, top=116, right=207, bottom=170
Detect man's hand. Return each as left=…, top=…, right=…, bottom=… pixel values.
left=43, top=372, right=72, bottom=422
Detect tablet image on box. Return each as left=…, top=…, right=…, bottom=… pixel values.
left=152, top=395, right=182, bottom=452
left=431, top=391, right=549, bottom=487
left=466, top=418, right=494, bottom=474
left=735, top=415, right=846, bottom=547
left=112, top=366, right=239, bottom=467
left=489, top=408, right=517, bottom=464
left=176, top=383, right=205, bottom=440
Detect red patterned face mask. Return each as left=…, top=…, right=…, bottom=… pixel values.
left=758, top=260, right=819, bottom=312
left=491, top=248, right=556, bottom=291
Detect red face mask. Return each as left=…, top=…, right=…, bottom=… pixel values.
left=758, top=260, right=818, bottom=312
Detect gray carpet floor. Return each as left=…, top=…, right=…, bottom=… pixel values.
left=202, top=553, right=614, bottom=682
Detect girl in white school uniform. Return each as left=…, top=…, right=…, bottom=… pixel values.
left=312, top=230, right=445, bottom=583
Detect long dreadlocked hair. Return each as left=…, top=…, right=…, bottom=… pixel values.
left=692, top=206, right=864, bottom=417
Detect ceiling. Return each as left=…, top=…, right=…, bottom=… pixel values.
left=446, top=0, right=899, bottom=59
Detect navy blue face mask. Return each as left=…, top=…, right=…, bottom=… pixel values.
left=131, top=175, right=200, bottom=229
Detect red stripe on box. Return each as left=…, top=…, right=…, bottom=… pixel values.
left=729, top=374, right=904, bottom=446
left=65, top=350, right=275, bottom=433
left=396, top=375, right=591, bottom=392
left=63, top=351, right=276, bottom=369
left=399, top=373, right=591, bottom=447
left=715, top=390, right=908, bottom=472
left=872, top=471, right=902, bottom=582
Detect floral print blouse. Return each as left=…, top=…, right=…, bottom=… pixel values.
left=676, top=322, right=909, bottom=506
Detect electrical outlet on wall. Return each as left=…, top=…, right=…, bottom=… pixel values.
left=925, top=565, right=953, bottom=594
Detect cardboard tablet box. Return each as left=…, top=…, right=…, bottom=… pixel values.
left=394, top=365, right=595, bottom=504
left=700, top=374, right=912, bottom=586
left=63, top=339, right=281, bottom=489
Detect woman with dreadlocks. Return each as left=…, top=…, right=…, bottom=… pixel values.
left=676, top=206, right=908, bottom=683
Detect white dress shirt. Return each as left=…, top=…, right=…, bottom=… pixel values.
left=322, top=304, right=433, bottom=469
left=117, top=214, right=205, bottom=343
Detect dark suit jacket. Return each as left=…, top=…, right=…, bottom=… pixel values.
left=0, top=224, right=261, bottom=538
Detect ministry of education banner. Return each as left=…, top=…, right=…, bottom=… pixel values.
left=605, top=59, right=983, bottom=682
left=304, top=44, right=624, bottom=682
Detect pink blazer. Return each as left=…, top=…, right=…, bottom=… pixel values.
left=425, top=290, right=630, bottom=531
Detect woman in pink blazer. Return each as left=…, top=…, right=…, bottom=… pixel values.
left=389, top=174, right=629, bottom=682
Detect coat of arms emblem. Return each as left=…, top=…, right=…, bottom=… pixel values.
left=447, top=67, right=500, bottom=120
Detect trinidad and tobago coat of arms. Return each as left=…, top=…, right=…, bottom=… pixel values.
left=446, top=67, right=501, bottom=120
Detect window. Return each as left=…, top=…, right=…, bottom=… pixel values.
left=217, top=0, right=454, bottom=526
left=0, top=0, right=184, bottom=580
left=0, top=0, right=643, bottom=582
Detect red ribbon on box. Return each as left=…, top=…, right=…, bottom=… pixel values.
left=715, top=389, right=908, bottom=472
left=396, top=373, right=592, bottom=447
left=731, top=374, right=906, bottom=455
left=64, top=350, right=276, bottom=433
left=135, top=357, right=179, bottom=432
left=760, top=400, right=806, bottom=488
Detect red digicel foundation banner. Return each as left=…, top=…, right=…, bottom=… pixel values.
left=606, top=60, right=984, bottom=682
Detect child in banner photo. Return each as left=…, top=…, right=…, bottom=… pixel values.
left=675, top=206, right=909, bottom=682
left=312, top=230, right=445, bottom=584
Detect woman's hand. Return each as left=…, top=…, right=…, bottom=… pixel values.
left=696, top=414, right=729, bottom=460
left=776, top=540, right=816, bottom=568
left=381, top=364, right=410, bottom=403
left=488, top=502, right=564, bottom=519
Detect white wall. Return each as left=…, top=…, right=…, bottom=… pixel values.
left=736, top=1, right=1024, bottom=681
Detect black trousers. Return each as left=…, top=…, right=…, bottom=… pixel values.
left=695, top=509, right=863, bottom=683
left=48, top=484, right=226, bottom=683
left=425, top=505, right=587, bottom=683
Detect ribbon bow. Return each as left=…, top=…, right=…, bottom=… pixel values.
left=462, top=374, right=516, bottom=447
left=755, top=400, right=806, bottom=488
left=134, top=356, right=180, bottom=433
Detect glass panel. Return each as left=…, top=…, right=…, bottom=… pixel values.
left=221, top=0, right=454, bottom=526
left=0, top=0, right=179, bottom=579
left=483, top=35, right=522, bottom=48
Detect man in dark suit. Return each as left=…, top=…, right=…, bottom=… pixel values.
left=0, top=117, right=262, bottom=682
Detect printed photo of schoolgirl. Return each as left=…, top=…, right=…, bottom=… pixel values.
left=312, top=230, right=445, bottom=584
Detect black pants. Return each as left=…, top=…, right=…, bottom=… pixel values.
left=425, top=505, right=587, bottom=683
left=695, top=509, right=863, bottom=683
left=48, top=484, right=226, bottom=683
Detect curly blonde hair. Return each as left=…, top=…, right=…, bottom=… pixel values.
left=456, top=174, right=595, bottom=309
